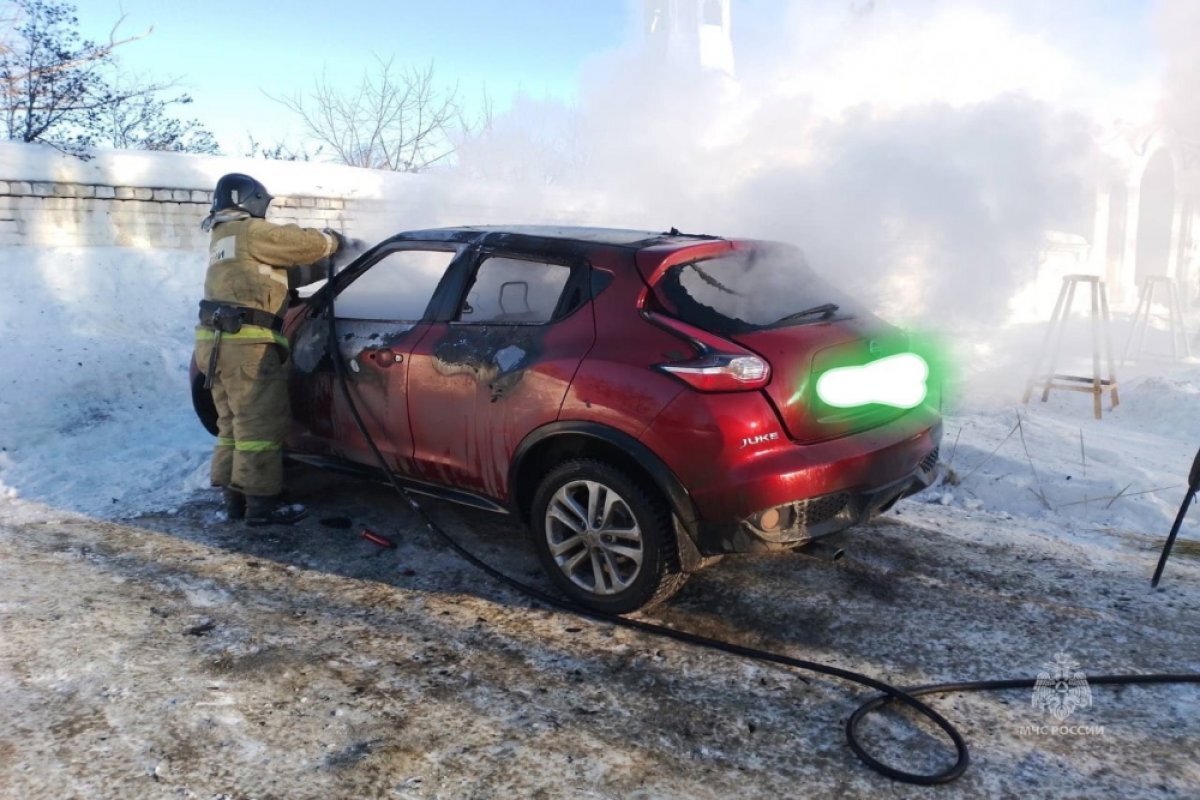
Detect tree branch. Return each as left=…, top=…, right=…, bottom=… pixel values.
left=269, top=55, right=482, bottom=172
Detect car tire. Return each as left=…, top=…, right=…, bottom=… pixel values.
left=530, top=458, right=688, bottom=614
left=192, top=375, right=219, bottom=436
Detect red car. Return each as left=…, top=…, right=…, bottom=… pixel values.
left=193, top=226, right=941, bottom=613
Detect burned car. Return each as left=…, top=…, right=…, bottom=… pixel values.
left=192, top=226, right=942, bottom=613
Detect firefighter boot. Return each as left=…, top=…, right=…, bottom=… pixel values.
left=222, top=487, right=246, bottom=521
left=245, top=494, right=308, bottom=527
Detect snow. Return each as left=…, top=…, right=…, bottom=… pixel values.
left=0, top=246, right=213, bottom=520
left=3, top=239, right=1194, bottom=548
left=3, top=0, right=1197, bottom=788
left=928, top=322, right=1200, bottom=551
left=2, top=164, right=1200, bottom=797
left=0, top=140, right=408, bottom=199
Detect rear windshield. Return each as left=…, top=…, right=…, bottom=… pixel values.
left=655, top=245, right=854, bottom=335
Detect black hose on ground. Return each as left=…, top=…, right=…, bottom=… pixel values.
left=322, top=290, right=1200, bottom=785
left=1152, top=446, right=1200, bottom=587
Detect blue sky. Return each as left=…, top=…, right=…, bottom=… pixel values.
left=72, top=0, right=634, bottom=153
left=70, top=0, right=1161, bottom=156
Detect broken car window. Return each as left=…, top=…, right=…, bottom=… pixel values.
left=656, top=246, right=855, bottom=335
left=458, top=257, right=571, bottom=324
left=335, top=249, right=456, bottom=321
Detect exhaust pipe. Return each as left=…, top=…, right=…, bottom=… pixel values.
left=798, top=539, right=845, bottom=563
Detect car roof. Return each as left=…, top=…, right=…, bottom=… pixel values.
left=388, top=225, right=724, bottom=249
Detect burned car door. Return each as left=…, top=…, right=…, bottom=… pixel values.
left=289, top=244, right=462, bottom=474
left=407, top=250, right=596, bottom=500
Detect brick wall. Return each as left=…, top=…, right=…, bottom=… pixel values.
left=0, top=179, right=355, bottom=249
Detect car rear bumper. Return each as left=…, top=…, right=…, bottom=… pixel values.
left=689, top=411, right=942, bottom=554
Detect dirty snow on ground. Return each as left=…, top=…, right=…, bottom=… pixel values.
left=2, top=235, right=1200, bottom=799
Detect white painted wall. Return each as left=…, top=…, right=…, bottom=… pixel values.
left=0, top=142, right=394, bottom=250
left=0, top=180, right=352, bottom=249
left=0, top=142, right=596, bottom=252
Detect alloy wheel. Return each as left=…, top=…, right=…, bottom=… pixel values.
left=544, top=479, right=644, bottom=596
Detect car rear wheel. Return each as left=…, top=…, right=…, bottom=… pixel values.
left=530, top=459, right=688, bottom=614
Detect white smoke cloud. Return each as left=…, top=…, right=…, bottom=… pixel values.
left=1158, top=0, right=1200, bottom=140
left=418, top=1, right=1164, bottom=327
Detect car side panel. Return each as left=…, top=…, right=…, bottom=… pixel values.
left=332, top=320, right=429, bottom=475
left=407, top=307, right=596, bottom=502
left=558, top=262, right=686, bottom=440
left=283, top=240, right=471, bottom=467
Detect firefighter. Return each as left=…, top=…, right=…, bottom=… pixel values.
left=194, top=173, right=342, bottom=526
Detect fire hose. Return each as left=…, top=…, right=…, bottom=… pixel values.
left=321, top=266, right=1200, bottom=785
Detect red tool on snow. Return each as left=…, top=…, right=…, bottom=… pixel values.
left=361, top=528, right=397, bottom=549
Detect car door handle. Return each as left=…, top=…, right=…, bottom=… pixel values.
left=366, top=348, right=402, bottom=367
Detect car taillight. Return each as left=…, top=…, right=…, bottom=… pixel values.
left=645, top=312, right=771, bottom=392
left=660, top=354, right=771, bottom=392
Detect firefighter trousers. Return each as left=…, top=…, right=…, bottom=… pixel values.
left=194, top=340, right=290, bottom=497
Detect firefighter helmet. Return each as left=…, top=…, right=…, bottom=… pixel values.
left=211, top=173, right=273, bottom=218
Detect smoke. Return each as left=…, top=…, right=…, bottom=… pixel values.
left=1158, top=0, right=1200, bottom=141
left=723, top=99, right=1097, bottom=323
left=395, top=2, right=1162, bottom=330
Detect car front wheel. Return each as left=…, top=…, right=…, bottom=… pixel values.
left=530, top=459, right=688, bottom=615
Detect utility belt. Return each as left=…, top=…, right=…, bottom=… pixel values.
left=198, top=300, right=284, bottom=334
left=198, top=301, right=285, bottom=389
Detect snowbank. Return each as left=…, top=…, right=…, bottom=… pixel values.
left=0, top=141, right=413, bottom=199
left=0, top=246, right=212, bottom=518
left=908, top=348, right=1200, bottom=567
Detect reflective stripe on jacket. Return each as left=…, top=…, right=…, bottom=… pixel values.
left=194, top=324, right=289, bottom=348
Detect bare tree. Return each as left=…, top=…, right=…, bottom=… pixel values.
left=274, top=57, right=487, bottom=172
left=242, top=132, right=322, bottom=162
left=0, top=0, right=148, bottom=82
left=95, top=76, right=218, bottom=153
left=0, top=0, right=155, bottom=150
left=0, top=6, right=19, bottom=58
left=1, top=0, right=219, bottom=155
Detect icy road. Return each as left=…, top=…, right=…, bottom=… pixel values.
left=3, top=246, right=1200, bottom=798
left=2, top=463, right=1200, bottom=799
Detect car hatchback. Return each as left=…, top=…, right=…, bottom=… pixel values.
left=193, top=226, right=942, bottom=613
